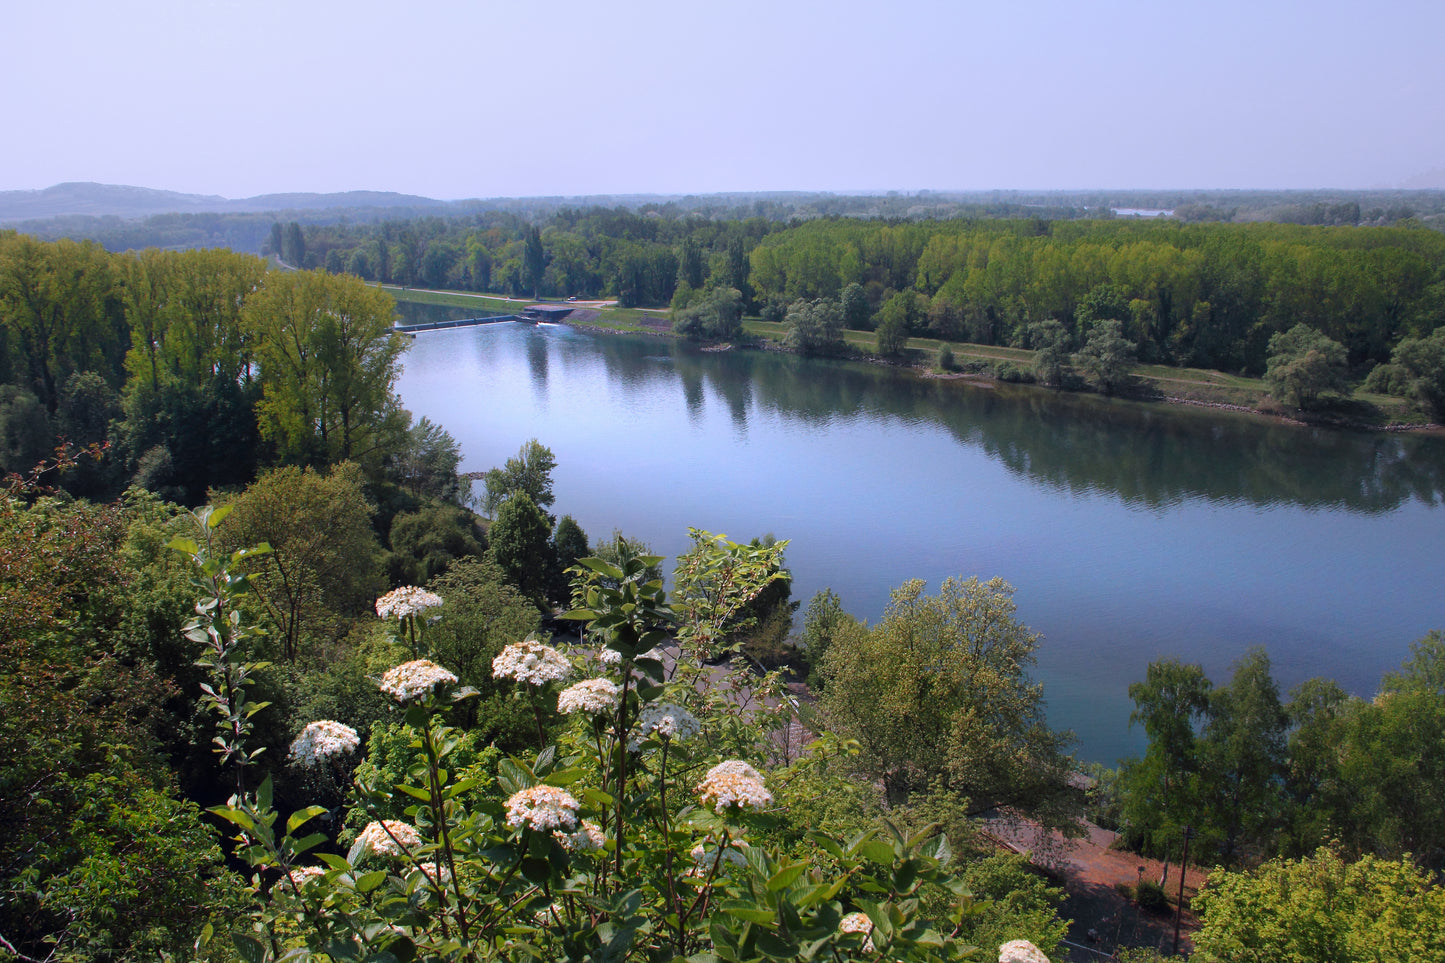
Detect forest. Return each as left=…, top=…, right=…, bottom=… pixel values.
left=2, top=230, right=1445, bottom=962
left=264, top=210, right=1445, bottom=409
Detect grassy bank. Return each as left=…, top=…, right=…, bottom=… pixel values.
left=389, top=288, right=1432, bottom=428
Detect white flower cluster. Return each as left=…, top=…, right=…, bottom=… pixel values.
left=504, top=785, right=580, bottom=831
left=358, top=819, right=423, bottom=857
left=696, top=760, right=773, bottom=813
left=288, top=719, right=360, bottom=767
left=378, top=659, right=458, bottom=702
left=557, top=678, right=620, bottom=715
left=598, top=647, right=623, bottom=667
left=635, top=702, right=700, bottom=743
left=690, top=838, right=749, bottom=875
left=998, top=940, right=1050, bottom=963
left=555, top=820, right=606, bottom=852
left=375, top=585, right=444, bottom=620
left=492, top=637, right=571, bottom=686
left=415, top=861, right=451, bottom=886
left=839, top=912, right=875, bottom=952
left=286, top=865, right=328, bottom=889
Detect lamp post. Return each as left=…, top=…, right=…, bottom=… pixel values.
left=1173, top=824, right=1195, bottom=955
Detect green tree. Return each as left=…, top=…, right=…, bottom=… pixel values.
left=389, top=415, right=466, bottom=502
left=1192, top=849, right=1445, bottom=963
left=426, top=556, right=542, bottom=741
left=1263, top=323, right=1348, bottom=409
left=244, top=269, right=408, bottom=467
left=1119, top=659, right=1212, bottom=881
left=875, top=301, right=911, bottom=357
left=523, top=226, right=545, bottom=298
left=219, top=463, right=386, bottom=661
left=797, top=587, right=855, bottom=689
left=819, top=576, right=1076, bottom=826
left=487, top=490, right=556, bottom=610
left=677, top=235, right=706, bottom=290
left=840, top=281, right=871, bottom=329
left=782, top=297, right=844, bottom=356
left=0, top=235, right=123, bottom=413
left=478, top=438, right=557, bottom=518
left=1388, top=327, right=1445, bottom=418
left=1282, top=676, right=1355, bottom=855
left=387, top=500, right=486, bottom=586
left=1028, top=319, right=1073, bottom=386
left=673, top=286, right=744, bottom=342
left=283, top=221, right=306, bottom=267
left=550, top=514, right=590, bottom=604
left=1200, top=647, right=1287, bottom=864
left=1076, top=319, right=1136, bottom=394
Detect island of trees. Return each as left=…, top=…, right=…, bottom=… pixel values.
left=2, top=222, right=1444, bottom=962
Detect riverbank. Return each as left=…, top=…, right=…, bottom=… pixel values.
left=386, top=286, right=1438, bottom=432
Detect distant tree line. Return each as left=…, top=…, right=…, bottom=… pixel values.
left=260, top=213, right=1445, bottom=382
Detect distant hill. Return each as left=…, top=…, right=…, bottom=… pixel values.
left=0, top=182, right=446, bottom=223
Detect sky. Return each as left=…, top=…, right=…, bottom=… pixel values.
left=5, top=0, right=1443, bottom=199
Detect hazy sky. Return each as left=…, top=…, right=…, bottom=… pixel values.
left=5, top=0, right=1442, bottom=199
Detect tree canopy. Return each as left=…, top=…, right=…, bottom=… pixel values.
left=819, top=576, right=1075, bottom=827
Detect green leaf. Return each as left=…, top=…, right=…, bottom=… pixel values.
left=753, top=929, right=798, bottom=959
left=807, top=833, right=845, bottom=861
left=207, top=504, right=234, bottom=528
left=395, top=784, right=432, bottom=802
left=166, top=537, right=199, bottom=557
left=576, top=557, right=624, bottom=580
left=857, top=840, right=896, bottom=865
left=535, top=744, right=556, bottom=774
left=287, top=805, right=328, bottom=834
left=209, top=806, right=256, bottom=831
left=232, top=933, right=266, bottom=963
left=354, top=870, right=388, bottom=893
left=794, top=878, right=846, bottom=908
left=720, top=901, right=777, bottom=925
left=766, top=864, right=807, bottom=892
left=290, top=832, right=328, bottom=855
left=542, top=767, right=586, bottom=787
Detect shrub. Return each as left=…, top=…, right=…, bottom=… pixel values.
left=1135, top=879, right=1169, bottom=911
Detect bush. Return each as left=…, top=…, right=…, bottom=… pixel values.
left=936, top=343, right=956, bottom=372
left=994, top=361, right=1036, bottom=384
left=1135, top=879, right=1169, bottom=911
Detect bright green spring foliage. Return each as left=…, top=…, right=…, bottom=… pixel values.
left=1191, top=848, right=1445, bottom=963
left=189, top=527, right=1057, bottom=963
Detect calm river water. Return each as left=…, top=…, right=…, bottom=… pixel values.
left=393, top=310, right=1445, bottom=764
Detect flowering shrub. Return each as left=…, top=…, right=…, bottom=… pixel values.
left=490, top=634, right=571, bottom=685
left=503, top=784, right=580, bottom=830
left=377, top=658, right=458, bottom=702
left=287, top=719, right=360, bottom=766
left=375, top=585, right=444, bottom=620
left=375, top=585, right=443, bottom=656
left=189, top=528, right=1051, bottom=962
left=555, top=677, right=620, bottom=715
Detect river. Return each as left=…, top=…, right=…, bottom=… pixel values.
left=392, top=308, right=1445, bottom=764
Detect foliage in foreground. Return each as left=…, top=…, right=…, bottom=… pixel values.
left=1191, top=848, right=1445, bottom=963
left=189, top=525, right=1062, bottom=962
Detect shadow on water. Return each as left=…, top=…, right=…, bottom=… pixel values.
left=585, top=334, right=1445, bottom=515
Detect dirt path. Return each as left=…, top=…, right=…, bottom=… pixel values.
left=982, top=815, right=1206, bottom=960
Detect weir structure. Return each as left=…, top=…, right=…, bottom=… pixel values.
left=393, top=304, right=574, bottom=333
